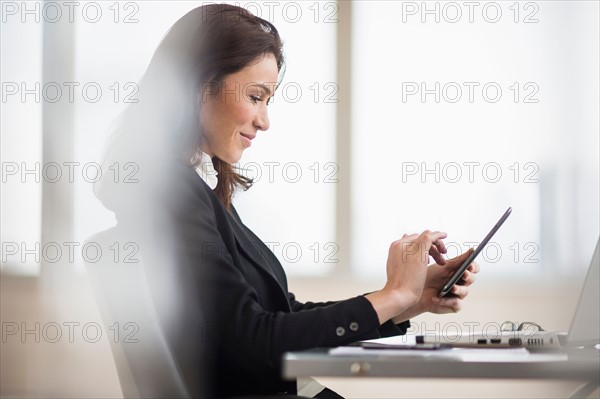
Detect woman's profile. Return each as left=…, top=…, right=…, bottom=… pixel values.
left=95, top=4, right=479, bottom=398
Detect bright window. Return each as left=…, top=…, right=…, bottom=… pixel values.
left=1, top=5, right=43, bottom=275
left=351, top=1, right=599, bottom=278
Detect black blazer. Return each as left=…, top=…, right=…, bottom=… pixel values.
left=119, top=161, right=410, bottom=397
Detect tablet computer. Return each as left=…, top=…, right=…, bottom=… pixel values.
left=439, top=207, right=512, bottom=297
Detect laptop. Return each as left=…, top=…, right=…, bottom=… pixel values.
left=562, top=237, right=600, bottom=348
left=412, top=237, right=600, bottom=350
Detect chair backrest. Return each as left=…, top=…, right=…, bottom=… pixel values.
left=85, top=226, right=190, bottom=398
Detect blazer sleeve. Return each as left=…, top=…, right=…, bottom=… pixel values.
left=287, top=292, right=339, bottom=311
left=288, top=292, right=411, bottom=338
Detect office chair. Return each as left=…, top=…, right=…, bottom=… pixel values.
left=85, top=226, right=191, bottom=398
left=86, top=225, right=311, bottom=399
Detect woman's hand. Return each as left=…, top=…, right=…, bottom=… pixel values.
left=423, top=248, right=480, bottom=314
left=366, top=230, right=447, bottom=324
left=392, top=249, right=480, bottom=323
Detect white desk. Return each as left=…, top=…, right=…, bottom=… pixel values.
left=283, top=347, right=600, bottom=398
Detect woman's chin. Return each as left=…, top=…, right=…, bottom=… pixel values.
left=221, top=151, right=243, bottom=165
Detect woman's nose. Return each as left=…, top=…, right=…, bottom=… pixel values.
left=254, top=107, right=270, bottom=131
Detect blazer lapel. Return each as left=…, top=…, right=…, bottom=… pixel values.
left=192, top=168, right=289, bottom=301
left=230, top=209, right=287, bottom=299
left=226, top=211, right=288, bottom=293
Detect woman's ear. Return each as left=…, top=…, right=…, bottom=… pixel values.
left=199, top=82, right=220, bottom=106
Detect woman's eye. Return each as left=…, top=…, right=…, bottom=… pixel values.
left=250, top=95, right=261, bottom=103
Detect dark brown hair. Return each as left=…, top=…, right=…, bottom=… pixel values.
left=101, top=4, right=284, bottom=211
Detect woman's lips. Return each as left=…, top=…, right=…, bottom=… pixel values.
left=240, top=132, right=255, bottom=146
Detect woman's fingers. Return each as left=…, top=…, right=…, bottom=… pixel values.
left=468, top=261, right=480, bottom=274
left=429, top=245, right=447, bottom=265
left=422, top=231, right=447, bottom=265
left=419, top=230, right=447, bottom=244
left=450, top=283, right=469, bottom=299
left=418, top=230, right=447, bottom=253
left=453, top=247, right=474, bottom=263
left=433, top=238, right=447, bottom=254
left=399, top=230, right=448, bottom=265
left=458, top=262, right=479, bottom=286
left=460, top=270, right=474, bottom=285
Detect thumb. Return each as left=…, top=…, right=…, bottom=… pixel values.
left=446, top=248, right=475, bottom=268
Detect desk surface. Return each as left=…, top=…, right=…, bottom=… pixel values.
left=283, top=347, right=600, bottom=381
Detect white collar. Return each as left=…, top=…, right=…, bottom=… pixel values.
left=194, top=152, right=218, bottom=190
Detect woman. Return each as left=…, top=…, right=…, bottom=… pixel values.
left=96, top=4, right=479, bottom=398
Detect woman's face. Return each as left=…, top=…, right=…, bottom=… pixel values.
left=200, top=53, right=279, bottom=164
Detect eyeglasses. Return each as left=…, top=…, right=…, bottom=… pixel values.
left=500, top=321, right=545, bottom=332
